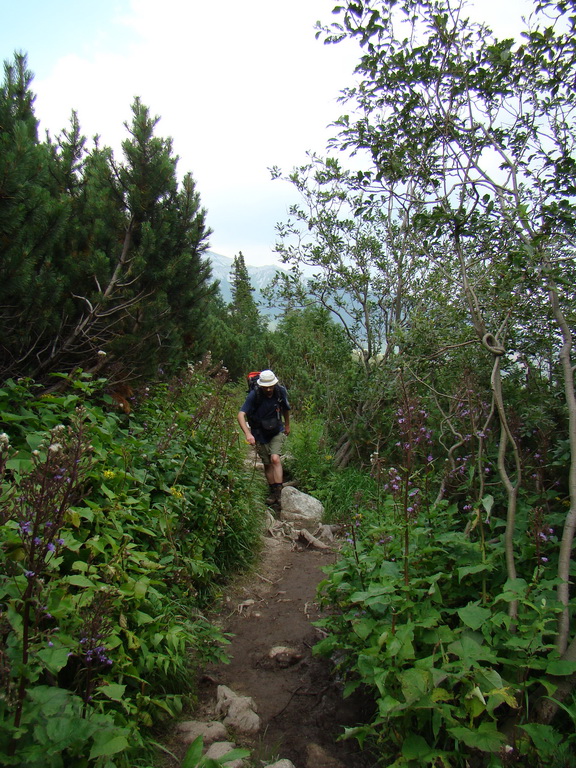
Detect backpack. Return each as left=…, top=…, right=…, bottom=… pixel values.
left=246, top=371, right=261, bottom=393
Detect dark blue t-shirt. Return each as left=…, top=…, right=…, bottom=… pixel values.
left=241, top=385, right=290, bottom=444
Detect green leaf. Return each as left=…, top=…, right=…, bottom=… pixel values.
left=458, top=564, right=491, bottom=580
left=182, top=736, right=204, bottom=768
left=100, top=483, right=117, bottom=500
left=28, top=685, right=72, bottom=710
left=357, top=654, right=380, bottom=680
left=341, top=725, right=372, bottom=748
left=133, top=579, right=149, bottom=598
left=45, top=716, right=95, bottom=748
left=379, top=559, right=401, bottom=578
left=36, top=646, right=71, bottom=674
left=89, top=733, right=129, bottom=759
left=3, top=542, right=25, bottom=562
left=458, top=603, right=491, bottom=630
left=495, top=578, right=528, bottom=602
left=25, top=432, right=46, bottom=451
left=313, top=636, right=337, bottom=656
left=447, top=633, right=498, bottom=664
left=402, top=733, right=434, bottom=760
left=520, top=723, right=563, bottom=754
left=352, top=618, right=375, bottom=639
left=97, top=683, right=126, bottom=701
left=343, top=679, right=361, bottom=698
left=545, top=659, right=576, bottom=676
left=431, top=687, right=452, bottom=702
left=7, top=603, right=24, bottom=633
left=378, top=694, right=404, bottom=715
left=134, top=610, right=155, bottom=625
left=5, top=456, right=33, bottom=473
left=449, top=723, right=507, bottom=752
left=486, top=686, right=519, bottom=712
left=62, top=574, right=97, bottom=588
left=477, top=668, right=504, bottom=690
left=399, top=668, right=431, bottom=704
left=131, top=524, right=158, bottom=536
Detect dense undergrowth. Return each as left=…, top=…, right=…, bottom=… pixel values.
left=0, top=360, right=264, bottom=767
left=285, top=415, right=576, bottom=768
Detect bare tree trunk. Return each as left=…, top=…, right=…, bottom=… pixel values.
left=547, top=276, right=576, bottom=655
left=488, top=350, right=522, bottom=621
left=456, top=233, right=521, bottom=616
left=33, top=218, right=137, bottom=376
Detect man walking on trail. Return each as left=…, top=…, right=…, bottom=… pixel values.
left=237, top=370, right=291, bottom=507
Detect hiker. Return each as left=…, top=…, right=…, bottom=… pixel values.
left=237, top=369, right=291, bottom=505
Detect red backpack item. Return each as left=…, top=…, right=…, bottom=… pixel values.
left=246, top=371, right=261, bottom=392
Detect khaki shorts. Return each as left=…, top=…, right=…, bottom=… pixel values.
left=256, top=432, right=285, bottom=465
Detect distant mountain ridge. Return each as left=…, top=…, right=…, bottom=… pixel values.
left=207, top=251, right=286, bottom=314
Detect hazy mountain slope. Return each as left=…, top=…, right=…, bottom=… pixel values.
left=208, top=251, right=286, bottom=316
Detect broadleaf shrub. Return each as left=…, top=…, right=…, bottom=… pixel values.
left=314, top=491, right=576, bottom=766
left=0, top=361, right=263, bottom=766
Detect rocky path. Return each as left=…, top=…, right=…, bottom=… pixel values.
left=161, top=517, right=374, bottom=768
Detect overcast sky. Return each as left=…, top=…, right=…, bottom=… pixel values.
left=2, top=0, right=534, bottom=265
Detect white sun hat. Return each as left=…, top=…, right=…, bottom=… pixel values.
left=257, top=370, right=278, bottom=387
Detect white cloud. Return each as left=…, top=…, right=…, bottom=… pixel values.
left=14, top=0, right=537, bottom=265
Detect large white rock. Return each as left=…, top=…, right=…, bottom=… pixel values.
left=215, top=685, right=261, bottom=735
left=205, top=741, right=247, bottom=768
left=279, top=486, right=324, bottom=531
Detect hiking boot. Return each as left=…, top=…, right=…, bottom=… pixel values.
left=273, top=483, right=283, bottom=502
left=266, top=483, right=282, bottom=506
left=266, top=485, right=276, bottom=504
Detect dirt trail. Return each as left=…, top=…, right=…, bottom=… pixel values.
left=179, top=533, right=375, bottom=768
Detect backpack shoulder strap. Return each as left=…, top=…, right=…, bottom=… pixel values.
left=245, top=387, right=261, bottom=416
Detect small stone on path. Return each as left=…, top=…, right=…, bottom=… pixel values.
left=268, top=645, right=303, bottom=667
left=306, top=742, right=347, bottom=768
left=176, top=719, right=227, bottom=745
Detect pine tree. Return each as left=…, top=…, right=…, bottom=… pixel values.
left=229, top=252, right=263, bottom=328
left=102, top=99, right=216, bottom=377
left=0, top=61, right=216, bottom=382
left=214, top=252, right=268, bottom=379
left=0, top=54, right=71, bottom=376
